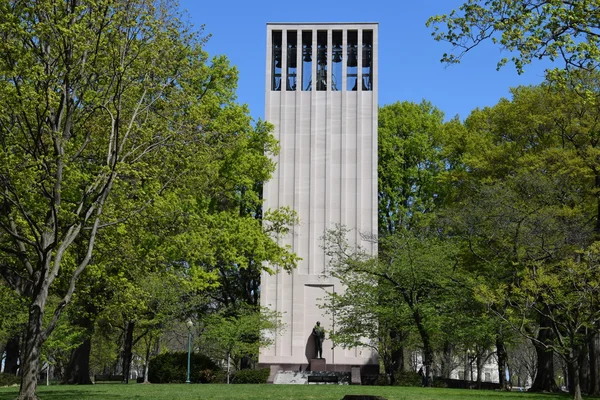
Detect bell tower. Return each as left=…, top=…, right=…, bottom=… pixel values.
left=260, top=23, right=378, bottom=373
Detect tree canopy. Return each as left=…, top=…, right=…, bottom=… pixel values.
left=427, top=0, right=600, bottom=74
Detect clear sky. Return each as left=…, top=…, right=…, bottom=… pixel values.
left=178, top=0, right=553, bottom=122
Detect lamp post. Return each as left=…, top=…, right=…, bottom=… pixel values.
left=186, top=319, right=193, bottom=384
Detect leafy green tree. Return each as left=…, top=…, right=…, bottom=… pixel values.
left=0, top=1, right=265, bottom=398
left=377, top=100, right=450, bottom=375
left=378, top=101, right=446, bottom=234
left=478, top=244, right=600, bottom=400
left=447, top=81, right=599, bottom=394
left=427, top=0, right=600, bottom=74
left=323, top=225, right=464, bottom=386
left=322, top=236, right=416, bottom=384
left=200, top=306, right=280, bottom=383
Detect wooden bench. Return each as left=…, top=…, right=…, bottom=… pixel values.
left=94, top=374, right=124, bottom=383
left=307, top=375, right=339, bottom=384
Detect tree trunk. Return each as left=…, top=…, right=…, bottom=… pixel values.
left=589, top=332, right=600, bottom=395
left=440, top=341, right=453, bottom=379
left=476, top=354, right=483, bottom=386
left=63, top=306, right=96, bottom=385
left=389, top=328, right=406, bottom=373
left=579, top=345, right=590, bottom=395
left=121, top=321, right=135, bottom=384
left=496, top=336, right=510, bottom=390
left=0, top=341, right=5, bottom=373
left=4, top=334, right=20, bottom=375
left=142, top=336, right=155, bottom=384
left=568, top=358, right=583, bottom=400
left=63, top=338, right=92, bottom=384
left=529, top=321, right=558, bottom=392
left=530, top=341, right=558, bottom=391
left=413, top=309, right=433, bottom=387
left=18, top=296, right=47, bottom=400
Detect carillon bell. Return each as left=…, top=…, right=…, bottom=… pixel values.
left=332, top=44, right=342, bottom=63
left=288, top=44, right=297, bottom=68
left=303, top=46, right=312, bottom=62
left=362, top=46, right=371, bottom=67
left=347, top=46, right=358, bottom=67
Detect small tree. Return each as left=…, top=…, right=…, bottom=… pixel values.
left=323, top=225, right=465, bottom=387
left=200, top=306, right=280, bottom=383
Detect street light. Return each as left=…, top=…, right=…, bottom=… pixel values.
left=186, top=319, right=193, bottom=384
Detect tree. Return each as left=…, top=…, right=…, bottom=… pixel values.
left=323, top=225, right=464, bottom=387
left=321, top=228, right=416, bottom=384
left=378, top=101, right=446, bottom=235
left=377, top=101, right=449, bottom=375
left=427, top=0, right=600, bottom=74
left=200, top=306, right=280, bottom=383
left=0, top=1, right=256, bottom=398
left=447, top=81, right=600, bottom=395
left=478, top=244, right=600, bottom=400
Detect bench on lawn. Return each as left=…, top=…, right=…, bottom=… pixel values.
left=307, top=375, right=339, bottom=384
left=94, top=374, right=124, bottom=383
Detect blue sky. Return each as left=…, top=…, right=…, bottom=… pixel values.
left=179, top=0, right=553, bottom=122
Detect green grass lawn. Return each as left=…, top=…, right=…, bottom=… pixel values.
left=0, top=384, right=587, bottom=400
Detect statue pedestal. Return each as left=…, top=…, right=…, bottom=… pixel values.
left=310, top=358, right=327, bottom=371
left=351, top=366, right=361, bottom=384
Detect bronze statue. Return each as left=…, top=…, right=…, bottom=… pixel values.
left=312, top=321, right=325, bottom=358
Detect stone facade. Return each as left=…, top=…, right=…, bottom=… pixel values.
left=260, top=23, right=379, bottom=372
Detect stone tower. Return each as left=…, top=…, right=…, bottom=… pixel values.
left=260, top=23, right=378, bottom=373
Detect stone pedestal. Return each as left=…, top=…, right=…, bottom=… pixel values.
left=266, top=365, right=281, bottom=384
left=310, top=358, right=327, bottom=371
left=351, top=366, right=361, bottom=385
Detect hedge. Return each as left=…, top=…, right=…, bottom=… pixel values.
left=148, top=352, right=219, bottom=383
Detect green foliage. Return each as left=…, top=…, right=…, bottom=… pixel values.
left=393, top=371, right=422, bottom=387
left=323, top=224, right=466, bottom=385
left=427, top=0, right=600, bottom=74
left=0, top=283, right=26, bottom=346
left=0, top=1, right=298, bottom=397
left=0, top=373, right=19, bottom=388
left=445, top=76, right=600, bottom=398
left=231, top=368, right=270, bottom=384
left=147, top=352, right=219, bottom=384
left=40, top=297, right=85, bottom=369
left=200, top=305, right=281, bottom=373
left=378, top=101, right=446, bottom=234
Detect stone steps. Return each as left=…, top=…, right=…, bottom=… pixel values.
left=273, top=371, right=351, bottom=385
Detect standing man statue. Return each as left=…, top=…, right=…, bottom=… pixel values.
left=312, top=321, right=325, bottom=359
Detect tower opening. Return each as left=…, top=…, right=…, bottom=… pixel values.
left=287, top=30, right=297, bottom=91
left=347, top=30, right=358, bottom=91
left=302, top=31, right=312, bottom=91
left=332, top=30, right=342, bottom=91
left=362, top=30, right=373, bottom=91
left=272, top=30, right=282, bottom=91
left=316, top=30, right=327, bottom=91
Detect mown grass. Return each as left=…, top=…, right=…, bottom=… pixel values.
left=0, top=383, right=587, bottom=400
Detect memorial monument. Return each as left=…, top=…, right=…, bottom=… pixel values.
left=259, top=23, right=379, bottom=374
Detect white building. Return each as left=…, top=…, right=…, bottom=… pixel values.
left=259, top=23, right=379, bottom=374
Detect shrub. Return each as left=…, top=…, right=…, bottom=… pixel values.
left=231, top=368, right=270, bottom=384
left=393, top=370, right=422, bottom=387
left=375, top=374, right=389, bottom=386
left=432, top=378, right=448, bottom=388
left=211, top=370, right=227, bottom=384
left=148, top=352, right=219, bottom=383
left=0, top=373, right=19, bottom=387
